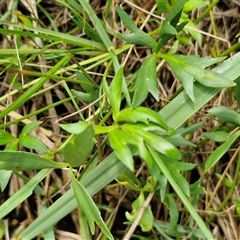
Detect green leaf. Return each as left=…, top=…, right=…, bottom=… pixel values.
left=207, top=106, right=240, bottom=125
left=0, top=151, right=68, bottom=170
left=72, top=89, right=98, bottom=103
left=60, top=121, right=90, bottom=134
left=117, top=107, right=168, bottom=130
left=159, top=52, right=240, bottom=129
left=182, top=15, right=202, bottom=45
left=20, top=121, right=42, bottom=136
left=235, top=199, right=240, bottom=216
left=164, top=194, right=178, bottom=228
left=62, top=124, right=95, bottom=167
left=155, top=0, right=173, bottom=14
left=204, top=131, right=229, bottom=142
left=156, top=0, right=187, bottom=51
left=149, top=147, right=214, bottom=239
left=138, top=129, right=181, bottom=160
left=204, top=130, right=240, bottom=173
left=116, top=6, right=157, bottom=50
left=108, top=128, right=134, bottom=171
left=0, top=169, right=52, bottom=220
left=109, top=67, right=123, bottom=120
left=162, top=54, right=234, bottom=100
left=234, top=77, right=240, bottom=107
left=0, top=130, right=16, bottom=145
left=161, top=156, right=191, bottom=196
left=73, top=69, right=98, bottom=103
left=18, top=153, right=127, bottom=240
left=139, top=206, right=154, bottom=232
left=69, top=170, right=113, bottom=239
left=183, top=0, right=209, bottom=12
left=132, top=54, right=159, bottom=107
left=126, top=190, right=154, bottom=232
left=0, top=169, right=12, bottom=191
left=19, top=135, right=49, bottom=153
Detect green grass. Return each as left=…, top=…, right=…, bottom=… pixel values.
left=0, top=1, right=240, bottom=239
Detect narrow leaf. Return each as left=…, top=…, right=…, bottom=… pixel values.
left=20, top=121, right=42, bottom=136
left=110, top=67, right=123, bottom=120
left=69, top=170, right=114, bottom=239
left=132, top=55, right=159, bottom=107
left=0, top=151, right=68, bottom=170
left=204, top=130, right=240, bottom=173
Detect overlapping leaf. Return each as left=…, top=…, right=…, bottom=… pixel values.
left=161, top=54, right=234, bottom=101
left=131, top=54, right=159, bottom=108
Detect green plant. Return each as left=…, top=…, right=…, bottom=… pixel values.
left=0, top=0, right=240, bottom=239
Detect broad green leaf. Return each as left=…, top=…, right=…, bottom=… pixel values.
left=109, top=67, right=123, bottom=120
left=62, top=124, right=94, bottom=167
left=204, top=130, right=240, bottom=173
left=116, top=6, right=157, bottom=50
left=207, top=106, right=240, bottom=125
left=117, top=107, right=168, bottom=130
left=19, top=135, right=49, bottom=153
left=132, top=55, right=159, bottom=107
left=183, top=0, right=209, bottom=12
left=204, top=131, right=229, bottom=142
left=69, top=170, right=113, bottom=239
left=19, top=121, right=42, bottom=136
left=0, top=151, right=68, bottom=170
left=60, top=121, right=90, bottom=134
left=108, top=128, right=134, bottom=171
left=0, top=130, right=16, bottom=145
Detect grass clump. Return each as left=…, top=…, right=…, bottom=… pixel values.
left=0, top=0, right=240, bottom=239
